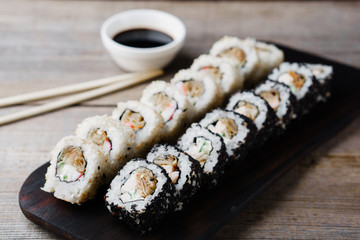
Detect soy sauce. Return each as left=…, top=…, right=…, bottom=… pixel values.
left=113, top=28, right=173, bottom=48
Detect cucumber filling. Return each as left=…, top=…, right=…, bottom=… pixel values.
left=186, top=137, right=213, bottom=167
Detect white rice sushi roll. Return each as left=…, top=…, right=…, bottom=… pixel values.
left=42, top=136, right=107, bottom=205
left=147, top=144, right=202, bottom=211
left=209, top=36, right=259, bottom=83
left=140, top=80, right=190, bottom=141
left=75, top=115, right=135, bottom=181
left=305, top=63, right=333, bottom=101
left=244, top=38, right=284, bottom=85
left=177, top=123, right=227, bottom=187
left=112, top=100, right=164, bottom=157
left=226, top=91, right=278, bottom=143
left=190, top=54, right=244, bottom=95
left=254, top=79, right=297, bottom=130
left=105, top=158, right=174, bottom=232
left=171, top=69, right=223, bottom=120
left=268, top=62, right=319, bottom=114
left=199, top=109, right=256, bottom=161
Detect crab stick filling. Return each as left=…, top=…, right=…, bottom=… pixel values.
left=199, top=66, right=222, bottom=82
left=150, top=92, right=178, bottom=122
left=186, top=137, right=213, bottom=167
left=278, top=71, right=305, bottom=93
left=207, top=118, right=238, bottom=139
left=120, top=109, right=146, bottom=131
left=56, top=146, right=86, bottom=182
left=88, top=128, right=112, bottom=153
left=234, top=101, right=259, bottom=121
left=217, top=47, right=247, bottom=67
left=120, top=167, right=157, bottom=203
left=259, top=90, right=281, bottom=112
left=153, top=155, right=180, bottom=184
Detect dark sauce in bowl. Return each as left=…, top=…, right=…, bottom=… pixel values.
left=113, top=28, right=173, bottom=48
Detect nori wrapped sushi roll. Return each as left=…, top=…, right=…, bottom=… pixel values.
left=105, top=158, right=174, bottom=233
left=177, top=123, right=227, bottom=187
left=254, top=80, right=297, bottom=130
left=199, top=109, right=256, bottom=162
left=305, top=63, right=333, bottom=102
left=147, top=144, right=202, bottom=211
left=268, top=62, right=319, bottom=115
left=226, top=90, right=278, bottom=144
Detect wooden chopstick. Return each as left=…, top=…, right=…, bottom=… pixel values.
left=0, top=69, right=163, bottom=126
left=0, top=72, right=150, bottom=108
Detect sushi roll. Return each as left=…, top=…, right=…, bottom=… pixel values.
left=75, top=115, right=135, bottom=181
left=170, top=69, right=223, bottom=120
left=305, top=63, right=333, bottom=101
left=254, top=79, right=297, bottom=130
left=244, top=38, right=284, bottom=85
left=147, top=144, right=202, bottom=211
left=105, top=158, right=174, bottom=232
left=177, top=123, right=227, bottom=187
left=42, top=136, right=107, bottom=205
left=199, top=109, right=256, bottom=161
left=140, top=80, right=190, bottom=141
left=268, top=62, right=319, bottom=114
left=209, top=36, right=259, bottom=83
left=190, top=54, right=244, bottom=95
left=112, top=100, right=164, bottom=157
left=226, top=91, right=277, bottom=143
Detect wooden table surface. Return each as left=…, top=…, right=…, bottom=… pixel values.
left=1, top=1, right=360, bottom=239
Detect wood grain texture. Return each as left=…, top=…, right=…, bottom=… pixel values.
left=1, top=1, right=360, bottom=239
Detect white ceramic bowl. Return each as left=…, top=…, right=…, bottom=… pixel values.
left=101, top=9, right=186, bottom=72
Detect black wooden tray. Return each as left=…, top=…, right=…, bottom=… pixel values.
left=19, top=43, right=360, bottom=240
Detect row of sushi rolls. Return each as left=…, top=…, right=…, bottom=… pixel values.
left=42, top=36, right=333, bottom=232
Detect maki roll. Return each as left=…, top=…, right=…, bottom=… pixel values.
left=199, top=109, right=256, bottom=161
left=268, top=62, right=319, bottom=114
left=190, top=54, right=244, bottom=95
left=254, top=79, right=297, bottom=130
left=209, top=36, right=259, bottom=83
left=105, top=159, right=174, bottom=232
left=171, top=69, right=223, bottom=120
left=177, top=123, right=227, bottom=187
left=147, top=144, right=202, bottom=211
left=305, top=63, right=333, bottom=102
left=75, top=115, right=135, bottom=181
left=244, top=38, right=284, bottom=85
left=112, top=100, right=164, bottom=157
left=226, top=91, right=277, bottom=143
left=140, top=80, right=190, bottom=141
left=42, top=136, right=107, bottom=205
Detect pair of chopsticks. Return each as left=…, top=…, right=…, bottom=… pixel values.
left=0, top=69, right=163, bottom=126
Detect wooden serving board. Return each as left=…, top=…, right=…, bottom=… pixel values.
left=19, top=44, right=360, bottom=240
